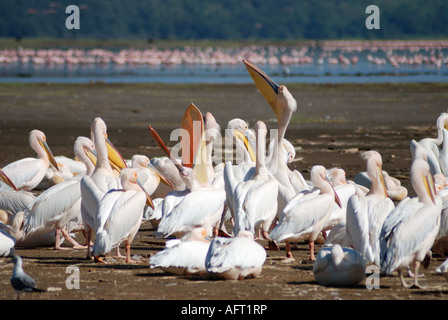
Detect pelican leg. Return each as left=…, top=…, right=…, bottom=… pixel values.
left=125, top=243, right=137, bottom=264
left=309, top=240, right=316, bottom=261
left=282, top=241, right=295, bottom=263
left=54, top=228, right=67, bottom=250
left=115, top=245, right=126, bottom=259
left=61, top=228, right=87, bottom=250
left=85, top=229, right=93, bottom=260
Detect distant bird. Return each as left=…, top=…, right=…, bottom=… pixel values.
left=9, top=256, right=46, bottom=299
left=346, top=151, right=395, bottom=266
left=149, top=227, right=210, bottom=275
left=205, top=231, right=266, bottom=280
left=269, top=165, right=342, bottom=261
left=0, top=130, right=59, bottom=191
left=380, top=158, right=442, bottom=288
left=313, top=244, right=366, bottom=287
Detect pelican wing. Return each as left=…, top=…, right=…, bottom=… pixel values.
left=345, top=195, right=371, bottom=259
left=23, top=180, right=81, bottom=236
left=1, top=158, right=45, bottom=191
left=0, top=191, right=35, bottom=214
left=205, top=237, right=266, bottom=273
left=150, top=240, right=210, bottom=269
left=157, top=188, right=226, bottom=237
left=270, top=193, right=333, bottom=242
left=94, top=189, right=146, bottom=255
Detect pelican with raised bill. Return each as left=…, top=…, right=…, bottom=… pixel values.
left=0, top=130, right=59, bottom=191
left=243, top=60, right=309, bottom=208
left=149, top=125, right=226, bottom=238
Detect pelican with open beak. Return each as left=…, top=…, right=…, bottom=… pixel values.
left=0, top=130, right=59, bottom=191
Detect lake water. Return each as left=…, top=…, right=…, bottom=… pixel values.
left=0, top=49, right=447, bottom=84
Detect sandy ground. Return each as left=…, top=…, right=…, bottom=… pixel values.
left=1, top=82, right=448, bottom=304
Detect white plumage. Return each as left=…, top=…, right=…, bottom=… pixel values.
left=149, top=227, right=210, bottom=275
left=380, top=158, right=442, bottom=288
left=205, top=231, right=266, bottom=280
left=92, top=168, right=149, bottom=263
left=0, top=130, right=59, bottom=191
left=346, top=151, right=395, bottom=266
left=313, top=244, right=366, bottom=287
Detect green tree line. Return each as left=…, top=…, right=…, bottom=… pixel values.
left=0, top=0, right=447, bottom=40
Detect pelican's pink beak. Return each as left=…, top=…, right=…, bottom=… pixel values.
left=149, top=125, right=185, bottom=174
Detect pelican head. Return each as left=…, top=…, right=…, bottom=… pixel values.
left=312, top=165, right=343, bottom=208
left=411, top=158, right=437, bottom=204
left=29, top=130, right=59, bottom=171
left=361, top=150, right=388, bottom=198
left=243, top=60, right=297, bottom=123
left=131, top=154, right=174, bottom=188
left=149, top=125, right=185, bottom=174
left=121, top=168, right=154, bottom=209
left=227, top=118, right=256, bottom=162
left=91, top=117, right=127, bottom=172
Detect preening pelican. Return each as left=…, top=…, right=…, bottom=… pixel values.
left=205, top=230, right=266, bottom=280
left=410, top=112, right=448, bottom=176
left=353, top=169, right=407, bottom=202
left=346, top=151, right=395, bottom=266
left=0, top=130, right=59, bottom=191
left=80, top=117, right=127, bottom=259
left=313, top=244, right=366, bottom=287
left=149, top=227, right=210, bottom=275
left=232, top=121, right=279, bottom=241
left=380, top=157, right=442, bottom=288
left=92, top=168, right=152, bottom=263
left=20, top=137, right=96, bottom=250
left=149, top=126, right=226, bottom=238
left=269, top=165, right=342, bottom=261
left=130, top=154, right=174, bottom=196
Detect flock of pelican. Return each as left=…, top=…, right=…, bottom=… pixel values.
left=2, top=59, right=448, bottom=290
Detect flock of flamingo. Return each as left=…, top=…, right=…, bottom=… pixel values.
left=2, top=59, right=448, bottom=296
left=0, top=40, right=447, bottom=68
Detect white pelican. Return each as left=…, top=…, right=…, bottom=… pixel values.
left=353, top=169, right=407, bottom=202
left=346, top=151, right=395, bottom=266
left=93, top=168, right=152, bottom=263
left=313, top=244, right=366, bottom=287
left=410, top=112, right=448, bottom=176
left=243, top=60, right=309, bottom=211
left=149, top=227, right=210, bottom=275
left=80, top=117, right=127, bottom=259
left=380, top=157, right=442, bottom=288
left=150, top=125, right=226, bottom=238
left=0, top=130, right=59, bottom=191
left=20, top=136, right=97, bottom=250
left=130, top=154, right=174, bottom=196
left=150, top=157, right=186, bottom=198
left=205, top=230, right=266, bottom=280
left=232, top=121, right=279, bottom=241
left=0, top=222, right=15, bottom=257
left=269, top=165, right=342, bottom=261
